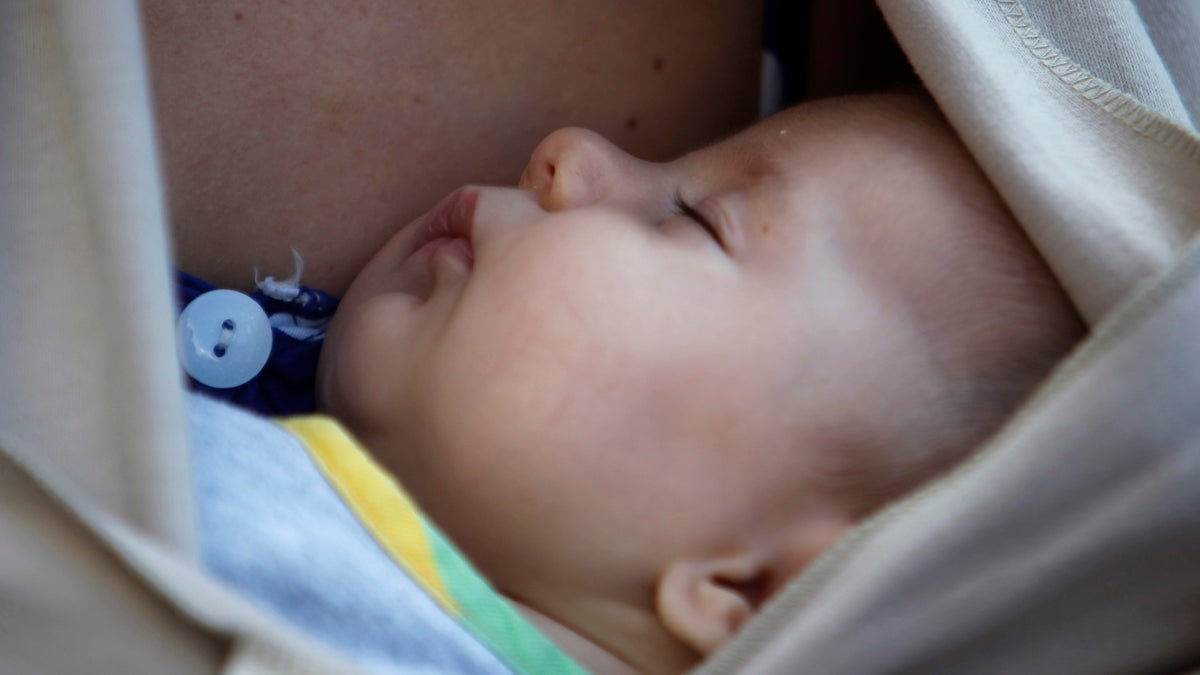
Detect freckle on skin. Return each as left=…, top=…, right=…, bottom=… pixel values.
left=653, top=56, right=665, bottom=73
left=626, top=116, right=638, bottom=131
left=234, top=11, right=244, bottom=21
left=412, top=94, right=424, bottom=104
left=762, top=223, right=771, bottom=235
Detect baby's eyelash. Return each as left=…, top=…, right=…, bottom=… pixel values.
left=673, top=194, right=723, bottom=247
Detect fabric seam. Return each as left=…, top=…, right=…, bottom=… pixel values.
left=996, top=0, right=1200, bottom=163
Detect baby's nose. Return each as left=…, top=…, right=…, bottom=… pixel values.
left=520, top=127, right=628, bottom=211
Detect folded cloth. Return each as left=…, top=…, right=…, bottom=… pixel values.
left=189, top=393, right=585, bottom=674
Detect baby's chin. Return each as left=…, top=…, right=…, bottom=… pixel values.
left=312, top=303, right=400, bottom=435
left=313, top=324, right=353, bottom=420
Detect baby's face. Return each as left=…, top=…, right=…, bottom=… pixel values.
left=320, top=95, right=982, bottom=613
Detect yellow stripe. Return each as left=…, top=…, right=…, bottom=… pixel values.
left=278, top=416, right=457, bottom=613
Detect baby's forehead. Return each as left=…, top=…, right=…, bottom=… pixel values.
left=684, top=96, right=1011, bottom=386
left=676, top=98, right=984, bottom=282
left=689, top=95, right=962, bottom=183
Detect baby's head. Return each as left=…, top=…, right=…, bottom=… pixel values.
left=318, top=94, right=1082, bottom=673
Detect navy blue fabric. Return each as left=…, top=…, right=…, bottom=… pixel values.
left=175, top=270, right=339, bottom=416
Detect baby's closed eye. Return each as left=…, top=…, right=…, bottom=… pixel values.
left=671, top=193, right=726, bottom=251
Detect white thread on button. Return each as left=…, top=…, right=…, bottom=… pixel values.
left=177, top=290, right=273, bottom=388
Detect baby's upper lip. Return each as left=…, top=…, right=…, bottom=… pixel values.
left=408, top=187, right=480, bottom=258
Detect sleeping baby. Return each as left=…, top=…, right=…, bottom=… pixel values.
left=194, top=92, right=1082, bottom=675
left=302, top=92, right=1084, bottom=674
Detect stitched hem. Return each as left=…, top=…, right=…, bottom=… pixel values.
left=997, top=0, right=1200, bottom=163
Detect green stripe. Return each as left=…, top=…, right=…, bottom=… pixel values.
left=426, top=525, right=590, bottom=675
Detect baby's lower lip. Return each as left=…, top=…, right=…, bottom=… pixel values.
left=408, top=187, right=479, bottom=262
left=414, top=235, right=474, bottom=268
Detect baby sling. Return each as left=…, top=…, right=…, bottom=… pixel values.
left=2, top=1, right=1199, bottom=672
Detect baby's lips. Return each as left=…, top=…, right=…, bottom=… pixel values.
left=407, top=187, right=480, bottom=259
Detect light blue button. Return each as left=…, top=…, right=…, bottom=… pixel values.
left=177, top=289, right=273, bottom=388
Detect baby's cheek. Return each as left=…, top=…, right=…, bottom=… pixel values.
left=427, top=308, right=593, bottom=457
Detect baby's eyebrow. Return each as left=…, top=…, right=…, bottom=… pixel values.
left=730, top=140, right=787, bottom=183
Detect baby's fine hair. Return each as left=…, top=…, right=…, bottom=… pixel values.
left=819, top=195, right=1086, bottom=520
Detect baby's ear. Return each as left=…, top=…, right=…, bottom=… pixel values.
left=655, top=553, right=771, bottom=655
left=656, top=518, right=855, bottom=655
